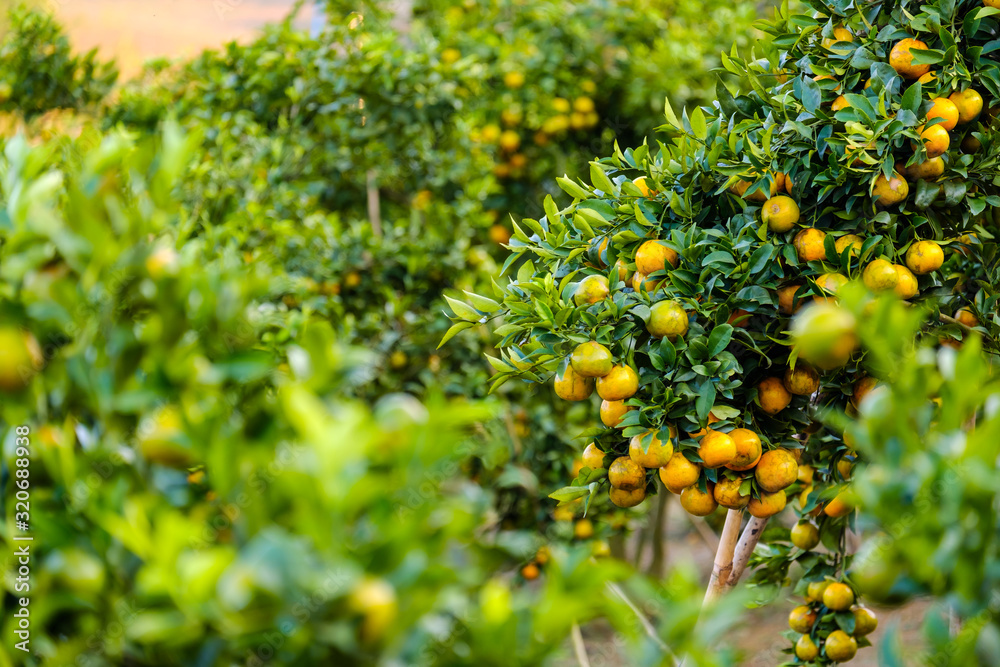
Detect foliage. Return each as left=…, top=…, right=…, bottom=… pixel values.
left=0, top=3, right=116, bottom=119
left=450, top=0, right=1000, bottom=662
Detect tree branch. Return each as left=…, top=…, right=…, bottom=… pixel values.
left=704, top=509, right=743, bottom=605
left=571, top=622, right=591, bottom=667
left=724, top=516, right=769, bottom=590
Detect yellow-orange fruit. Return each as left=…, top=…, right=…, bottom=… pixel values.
left=726, top=428, right=763, bottom=471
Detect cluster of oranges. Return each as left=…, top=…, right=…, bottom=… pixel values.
left=788, top=581, right=878, bottom=663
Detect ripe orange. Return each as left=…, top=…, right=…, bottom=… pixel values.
left=581, top=442, right=605, bottom=470
left=521, top=563, right=540, bottom=579
left=631, top=271, right=662, bottom=293
left=688, top=411, right=720, bottom=438
left=853, top=606, right=879, bottom=636
left=825, top=630, right=858, bottom=662
left=761, top=195, right=800, bottom=232
left=596, top=365, right=639, bottom=401
left=873, top=170, right=909, bottom=206
left=906, top=240, right=944, bottom=274
left=349, top=578, right=398, bottom=643
left=574, top=275, right=610, bottom=305
left=574, top=518, right=594, bottom=539
left=697, top=430, right=737, bottom=468
left=748, top=489, right=786, bottom=517
left=680, top=483, right=719, bottom=516
left=609, top=486, right=647, bottom=508
left=788, top=605, right=818, bottom=633
left=777, top=283, right=805, bottom=314
left=927, top=97, right=959, bottom=131
left=659, top=452, right=702, bottom=493
left=633, top=176, right=653, bottom=197
left=755, top=449, right=799, bottom=492
left=894, top=264, right=919, bottom=299
left=953, top=306, right=977, bottom=329
left=862, top=258, right=900, bottom=291
left=726, top=428, right=763, bottom=471
left=629, top=428, right=675, bottom=468
left=822, top=26, right=854, bottom=51
left=783, top=364, right=820, bottom=396
left=793, top=228, right=828, bottom=262
left=823, top=582, right=855, bottom=611
left=714, top=475, right=749, bottom=509
left=635, top=240, right=679, bottom=275
left=816, top=272, right=848, bottom=297
left=791, top=520, right=820, bottom=550
left=834, top=234, right=863, bottom=256
left=824, top=489, right=855, bottom=517
left=798, top=464, right=815, bottom=485
left=949, top=89, right=984, bottom=124
left=807, top=581, right=831, bottom=602
left=889, top=38, right=931, bottom=79
left=915, top=123, right=950, bottom=158
left=609, top=456, right=645, bottom=490
left=614, top=258, right=632, bottom=283
left=905, top=156, right=944, bottom=180
left=852, top=376, right=879, bottom=407
left=499, top=130, right=521, bottom=152
left=831, top=94, right=850, bottom=111
left=796, top=635, right=820, bottom=661
left=570, top=341, right=613, bottom=377
left=0, top=329, right=42, bottom=392
left=757, top=377, right=792, bottom=415
left=554, top=364, right=594, bottom=401
left=600, top=399, right=632, bottom=427
left=647, top=300, right=689, bottom=340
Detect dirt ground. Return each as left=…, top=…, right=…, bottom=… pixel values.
left=51, top=0, right=311, bottom=76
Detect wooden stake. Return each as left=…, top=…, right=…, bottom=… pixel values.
left=648, top=491, right=669, bottom=578
left=570, top=623, right=591, bottom=667
left=703, top=509, right=743, bottom=605
left=724, top=516, right=769, bottom=590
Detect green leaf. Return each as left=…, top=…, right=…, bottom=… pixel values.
left=557, top=176, right=592, bottom=200
left=801, top=75, right=821, bottom=114
left=438, top=321, right=475, bottom=348
left=707, top=324, right=734, bottom=358
left=549, top=486, right=591, bottom=503
left=696, top=380, right=717, bottom=421
left=445, top=295, right=484, bottom=322
left=590, top=163, right=617, bottom=195
left=463, top=291, right=501, bottom=313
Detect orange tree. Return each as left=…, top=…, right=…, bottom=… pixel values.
left=448, top=0, right=1000, bottom=661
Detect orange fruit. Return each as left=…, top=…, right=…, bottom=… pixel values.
left=680, top=483, right=718, bottom=516
left=633, top=176, right=653, bottom=197
left=793, top=228, right=828, bottom=262
left=788, top=605, right=818, bottom=633
left=949, top=89, right=984, bottom=124
left=807, top=581, right=831, bottom=602
left=570, top=341, right=614, bottom=377
left=574, top=518, right=594, bottom=539
left=758, top=377, right=792, bottom=415
left=688, top=411, right=720, bottom=438
left=581, top=442, right=605, bottom=470
left=798, top=464, right=815, bottom=485
left=824, top=489, right=855, bottom=517
left=659, top=453, right=701, bottom=494
left=905, top=156, right=944, bottom=180
left=796, top=634, right=820, bottom=661
left=873, top=170, right=909, bottom=206
left=596, top=365, right=639, bottom=401
left=713, top=475, right=749, bottom=509
left=629, top=428, right=675, bottom=468
left=783, top=364, right=820, bottom=396
left=791, top=520, right=820, bottom=550
left=822, top=26, right=854, bottom=51
left=831, top=94, right=850, bottom=111
left=927, top=97, right=959, bottom=131
left=915, top=123, right=950, bottom=158
left=761, top=195, right=800, bottom=232
left=853, top=606, right=879, bottom=636
left=755, top=449, right=799, bottom=492
left=889, top=38, right=931, bottom=79
left=631, top=271, right=662, bottom=293
left=554, top=363, right=594, bottom=401
left=0, top=329, right=42, bottom=392
left=349, top=578, right=398, bottom=643
left=894, top=264, right=919, bottom=299
left=823, top=582, right=855, bottom=611
left=600, top=399, right=632, bottom=427
left=852, top=376, right=879, bottom=407
left=834, top=234, right=863, bottom=256
left=816, top=272, right=848, bottom=297
left=609, top=486, right=647, bottom=508
left=862, top=258, right=900, bottom=291
left=906, top=240, right=943, bottom=274
left=574, top=275, right=610, bottom=305
left=825, top=630, right=858, bottom=662
left=647, top=300, right=689, bottom=340
left=499, top=130, right=521, bottom=152
left=608, top=456, right=645, bottom=491
left=726, top=428, right=763, bottom=471
left=918, top=71, right=937, bottom=85
left=777, top=283, right=804, bottom=314
left=697, top=430, right=737, bottom=468
left=635, top=240, right=679, bottom=275
left=955, top=307, right=978, bottom=328
left=748, top=490, right=786, bottom=517
left=613, top=258, right=632, bottom=283
left=521, top=562, right=540, bottom=580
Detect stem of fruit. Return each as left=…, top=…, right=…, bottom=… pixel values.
left=704, top=509, right=743, bottom=604
left=724, top=516, right=769, bottom=591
